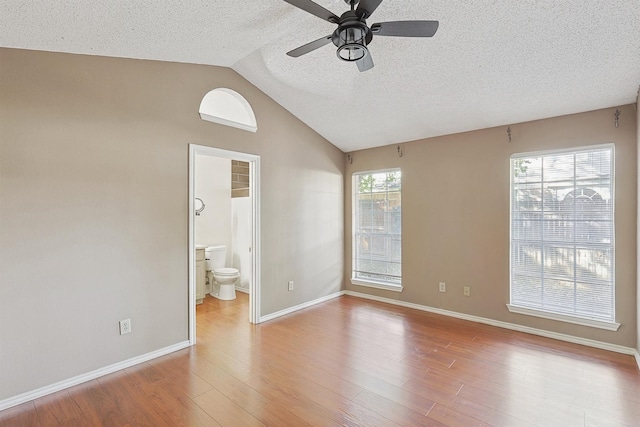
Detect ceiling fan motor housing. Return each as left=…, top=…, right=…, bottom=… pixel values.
left=332, top=11, right=373, bottom=62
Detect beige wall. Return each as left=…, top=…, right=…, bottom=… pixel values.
left=0, top=48, right=344, bottom=400
left=637, top=87, right=640, bottom=360
left=345, top=106, right=637, bottom=348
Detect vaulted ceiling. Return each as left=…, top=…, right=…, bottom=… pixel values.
left=2, top=0, right=639, bottom=152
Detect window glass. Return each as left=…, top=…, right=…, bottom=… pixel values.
left=353, top=170, right=402, bottom=286
left=510, top=146, right=614, bottom=322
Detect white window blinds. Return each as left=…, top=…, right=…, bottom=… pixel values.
left=353, top=170, right=402, bottom=286
left=510, top=145, right=615, bottom=323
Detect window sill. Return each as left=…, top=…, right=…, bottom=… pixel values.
left=351, top=279, right=403, bottom=293
left=506, top=304, right=620, bottom=331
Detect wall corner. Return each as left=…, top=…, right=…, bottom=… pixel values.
left=636, top=84, right=640, bottom=363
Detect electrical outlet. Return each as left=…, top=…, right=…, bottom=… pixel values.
left=439, top=282, right=446, bottom=292
left=288, top=280, right=294, bottom=291
left=119, top=318, right=132, bottom=335
left=464, top=287, right=470, bottom=297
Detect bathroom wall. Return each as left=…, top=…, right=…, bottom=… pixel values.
left=195, top=154, right=232, bottom=267
left=231, top=160, right=250, bottom=198
left=232, top=197, right=252, bottom=292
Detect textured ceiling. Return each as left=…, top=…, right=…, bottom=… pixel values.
left=2, top=0, right=639, bottom=152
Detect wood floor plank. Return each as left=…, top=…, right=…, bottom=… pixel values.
left=186, top=356, right=270, bottom=414
left=2, top=291, right=639, bottom=426
left=245, top=365, right=403, bottom=427
left=246, top=344, right=364, bottom=400
left=67, top=379, right=128, bottom=427
left=240, top=378, right=345, bottom=427
left=453, top=381, right=585, bottom=426
left=143, top=354, right=215, bottom=399
left=123, top=363, right=221, bottom=427
left=353, top=389, right=444, bottom=427
left=96, top=370, right=174, bottom=426
left=189, top=345, right=263, bottom=383
left=248, top=401, right=316, bottom=427
left=32, top=390, right=86, bottom=427
left=0, top=402, right=42, bottom=427
left=444, top=394, right=536, bottom=427
left=193, top=388, right=264, bottom=427
left=425, top=403, right=491, bottom=427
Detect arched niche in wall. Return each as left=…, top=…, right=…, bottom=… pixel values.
left=199, top=88, right=257, bottom=133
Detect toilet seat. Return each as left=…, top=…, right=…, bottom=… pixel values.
left=214, top=267, right=239, bottom=276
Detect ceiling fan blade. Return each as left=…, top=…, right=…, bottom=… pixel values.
left=282, top=0, right=339, bottom=23
left=356, top=52, right=374, bottom=72
left=371, top=20, right=439, bottom=37
left=356, top=0, right=384, bottom=19
left=286, top=35, right=333, bottom=57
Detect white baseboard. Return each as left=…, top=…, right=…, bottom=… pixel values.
left=235, top=286, right=250, bottom=294
left=0, top=341, right=191, bottom=412
left=634, top=349, right=640, bottom=370
left=259, top=291, right=345, bottom=323
left=345, top=291, right=638, bottom=359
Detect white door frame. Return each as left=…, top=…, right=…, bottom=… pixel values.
left=188, top=144, right=261, bottom=344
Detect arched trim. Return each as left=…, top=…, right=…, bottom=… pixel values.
left=199, top=88, right=257, bottom=133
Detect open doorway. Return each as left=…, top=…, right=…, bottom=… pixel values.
left=188, top=144, right=260, bottom=344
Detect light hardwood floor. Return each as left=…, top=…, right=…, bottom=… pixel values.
left=2, top=292, right=639, bottom=426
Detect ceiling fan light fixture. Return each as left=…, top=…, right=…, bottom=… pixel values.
left=336, top=25, right=368, bottom=62
left=337, top=42, right=368, bottom=62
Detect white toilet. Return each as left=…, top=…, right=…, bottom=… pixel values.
left=205, top=245, right=240, bottom=300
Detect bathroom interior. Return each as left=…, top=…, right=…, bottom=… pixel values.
left=194, top=154, right=252, bottom=310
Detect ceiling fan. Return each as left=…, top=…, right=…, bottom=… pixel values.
left=283, top=0, right=439, bottom=72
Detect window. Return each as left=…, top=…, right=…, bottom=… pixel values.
left=352, top=169, right=402, bottom=291
left=508, top=145, right=618, bottom=330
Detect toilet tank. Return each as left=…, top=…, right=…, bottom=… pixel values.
left=205, top=245, right=226, bottom=271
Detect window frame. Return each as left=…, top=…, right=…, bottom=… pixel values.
left=507, top=143, right=619, bottom=331
left=351, top=168, right=403, bottom=292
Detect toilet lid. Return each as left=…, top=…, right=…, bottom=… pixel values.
left=214, top=267, right=239, bottom=276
